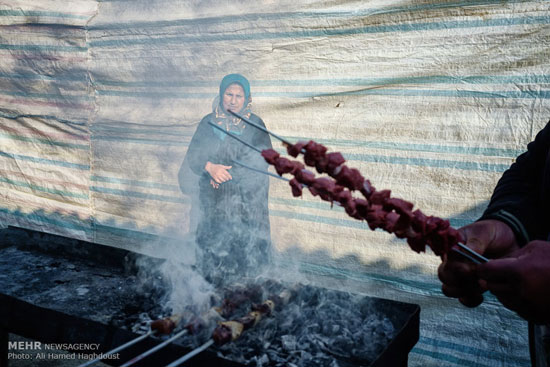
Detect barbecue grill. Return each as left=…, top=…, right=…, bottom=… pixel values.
left=0, top=226, right=420, bottom=367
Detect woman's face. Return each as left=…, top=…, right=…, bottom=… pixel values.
left=222, top=83, right=246, bottom=113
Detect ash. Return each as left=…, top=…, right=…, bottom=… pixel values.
left=186, top=281, right=395, bottom=367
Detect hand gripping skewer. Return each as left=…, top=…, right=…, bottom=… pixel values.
left=452, top=244, right=488, bottom=264
left=222, top=112, right=488, bottom=265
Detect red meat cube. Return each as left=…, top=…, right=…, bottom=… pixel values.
left=261, top=149, right=280, bottom=165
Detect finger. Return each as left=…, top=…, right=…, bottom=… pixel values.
left=438, top=259, right=477, bottom=287
left=477, top=258, right=520, bottom=283
left=222, top=165, right=232, bottom=169
left=442, top=281, right=484, bottom=307
left=441, top=284, right=467, bottom=298
left=458, top=293, right=484, bottom=308
left=485, top=281, right=518, bottom=295
left=478, top=279, right=488, bottom=292
left=492, top=292, right=523, bottom=314
left=459, top=228, right=487, bottom=254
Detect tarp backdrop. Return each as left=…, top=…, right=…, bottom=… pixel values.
left=2, top=0, right=550, bottom=365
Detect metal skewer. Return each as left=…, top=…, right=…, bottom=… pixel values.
left=455, top=242, right=488, bottom=263
left=208, top=122, right=262, bottom=153
left=119, top=329, right=189, bottom=367
left=233, top=159, right=290, bottom=181
left=228, top=110, right=293, bottom=147
left=237, top=155, right=487, bottom=264
left=78, top=330, right=155, bottom=367
left=214, top=119, right=488, bottom=265
left=451, top=248, right=481, bottom=264
left=165, top=339, right=215, bottom=367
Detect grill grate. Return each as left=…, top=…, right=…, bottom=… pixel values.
left=0, top=226, right=419, bottom=367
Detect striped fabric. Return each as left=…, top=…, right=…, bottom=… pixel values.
left=2, top=0, right=550, bottom=365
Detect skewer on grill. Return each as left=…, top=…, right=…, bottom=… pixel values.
left=118, top=308, right=223, bottom=367
left=165, top=289, right=293, bottom=367
left=77, top=314, right=184, bottom=367
left=117, top=285, right=262, bottom=366
left=78, top=330, right=155, bottom=367
left=221, top=112, right=487, bottom=264
left=120, top=328, right=189, bottom=367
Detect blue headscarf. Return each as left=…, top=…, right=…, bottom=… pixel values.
left=219, top=73, right=250, bottom=103
left=212, top=74, right=252, bottom=140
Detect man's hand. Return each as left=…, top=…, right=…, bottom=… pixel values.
left=205, top=162, right=232, bottom=184
left=438, top=220, right=519, bottom=307
left=478, top=240, right=550, bottom=324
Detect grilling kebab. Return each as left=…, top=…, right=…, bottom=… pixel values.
left=225, top=110, right=487, bottom=264
left=78, top=315, right=185, bottom=367
left=119, top=285, right=263, bottom=367
left=166, top=288, right=293, bottom=367
left=79, top=285, right=262, bottom=367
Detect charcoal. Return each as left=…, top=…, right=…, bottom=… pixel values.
left=281, top=334, right=297, bottom=351
left=159, top=281, right=399, bottom=366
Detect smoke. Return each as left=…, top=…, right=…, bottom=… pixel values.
left=134, top=91, right=276, bottom=315
left=168, top=280, right=399, bottom=367
left=158, top=258, right=215, bottom=315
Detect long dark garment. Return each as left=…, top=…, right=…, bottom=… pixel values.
left=183, top=112, right=273, bottom=284
left=479, top=120, right=550, bottom=367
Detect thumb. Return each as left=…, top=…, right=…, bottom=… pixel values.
left=222, top=165, right=232, bottom=169
left=459, top=229, right=486, bottom=254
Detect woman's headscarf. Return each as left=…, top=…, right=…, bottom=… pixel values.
left=219, top=73, right=250, bottom=102
left=211, top=73, right=252, bottom=140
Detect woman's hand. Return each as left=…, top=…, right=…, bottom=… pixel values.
left=478, top=240, right=550, bottom=324
left=205, top=162, right=232, bottom=184
left=210, top=179, right=220, bottom=189
left=438, top=219, right=520, bottom=307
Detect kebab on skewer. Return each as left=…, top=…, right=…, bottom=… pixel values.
left=212, top=288, right=293, bottom=345
left=225, top=110, right=487, bottom=264
left=148, top=284, right=262, bottom=336
left=183, top=283, right=263, bottom=334
left=78, top=314, right=187, bottom=367
left=111, top=285, right=262, bottom=367
left=166, top=288, right=294, bottom=367
left=262, top=146, right=462, bottom=257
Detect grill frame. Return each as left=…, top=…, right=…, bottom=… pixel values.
left=0, top=226, right=420, bottom=367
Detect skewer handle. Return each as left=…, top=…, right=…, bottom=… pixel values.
left=119, top=329, right=188, bottom=367
left=455, top=242, right=489, bottom=263
left=77, top=330, right=154, bottom=367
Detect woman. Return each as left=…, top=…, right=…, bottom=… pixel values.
left=182, top=74, right=272, bottom=284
